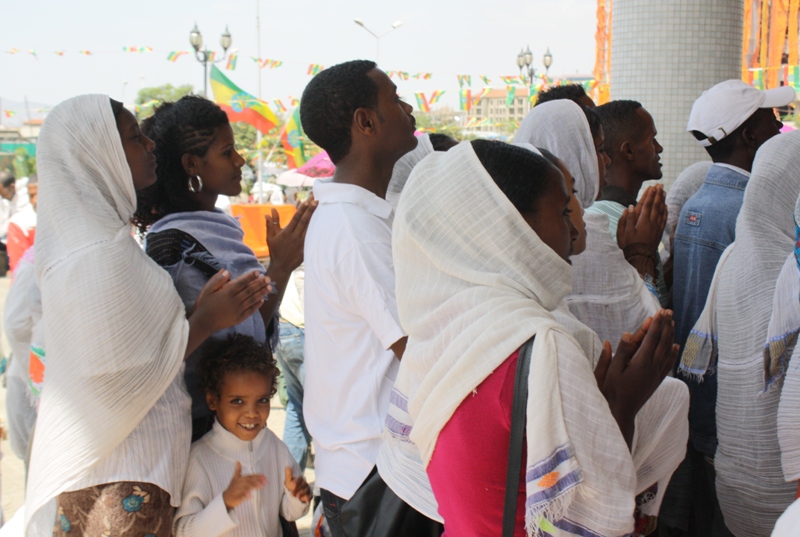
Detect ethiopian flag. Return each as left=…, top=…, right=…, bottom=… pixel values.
left=210, top=65, right=278, bottom=134
left=414, top=92, right=430, bottom=113
left=281, top=108, right=307, bottom=169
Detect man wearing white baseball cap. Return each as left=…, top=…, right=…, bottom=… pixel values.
left=661, top=79, right=793, bottom=536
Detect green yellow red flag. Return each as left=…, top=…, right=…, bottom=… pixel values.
left=281, top=107, right=307, bottom=169
left=210, top=65, right=278, bottom=134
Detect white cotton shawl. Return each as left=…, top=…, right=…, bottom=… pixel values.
left=551, top=305, right=689, bottom=518
left=386, top=134, right=433, bottom=212
left=26, top=95, right=189, bottom=534
left=390, top=141, right=637, bottom=535
left=679, top=130, right=800, bottom=536
left=568, top=212, right=661, bottom=345
left=515, top=100, right=599, bottom=208
left=776, top=194, right=800, bottom=481
left=764, top=254, right=800, bottom=390
left=661, top=161, right=712, bottom=263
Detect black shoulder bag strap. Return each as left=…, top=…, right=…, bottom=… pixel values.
left=503, top=335, right=535, bottom=537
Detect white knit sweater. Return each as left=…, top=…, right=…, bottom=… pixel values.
left=174, top=419, right=309, bottom=537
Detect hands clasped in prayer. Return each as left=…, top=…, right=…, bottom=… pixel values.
left=595, top=310, right=679, bottom=447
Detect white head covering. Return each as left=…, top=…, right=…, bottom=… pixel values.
left=26, top=95, right=189, bottom=533
left=661, top=161, right=713, bottom=263
left=680, top=130, right=800, bottom=535
left=387, top=134, right=434, bottom=211
left=390, top=141, right=638, bottom=535
left=515, top=99, right=599, bottom=208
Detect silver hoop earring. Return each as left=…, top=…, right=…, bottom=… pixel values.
left=188, top=175, right=203, bottom=193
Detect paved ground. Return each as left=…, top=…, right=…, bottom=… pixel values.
left=0, top=275, right=316, bottom=535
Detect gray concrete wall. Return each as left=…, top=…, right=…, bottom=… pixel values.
left=611, top=0, right=743, bottom=187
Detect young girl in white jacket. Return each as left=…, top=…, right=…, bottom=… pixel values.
left=174, top=334, right=311, bottom=536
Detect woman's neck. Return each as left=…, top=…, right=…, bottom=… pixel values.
left=193, top=191, right=219, bottom=212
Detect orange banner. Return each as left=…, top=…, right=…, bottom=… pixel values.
left=789, top=0, right=800, bottom=66
left=230, top=204, right=297, bottom=258
left=767, top=0, right=790, bottom=88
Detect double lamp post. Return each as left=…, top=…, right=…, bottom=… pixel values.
left=189, top=23, right=234, bottom=97
left=517, top=45, right=553, bottom=87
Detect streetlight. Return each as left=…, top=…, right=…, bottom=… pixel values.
left=518, top=45, right=536, bottom=86
left=543, top=47, right=553, bottom=78
left=517, top=45, right=554, bottom=85
left=189, top=23, right=233, bottom=97
left=353, top=18, right=403, bottom=64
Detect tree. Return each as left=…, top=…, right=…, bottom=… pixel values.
left=12, top=147, right=35, bottom=178
left=231, top=122, right=257, bottom=156
left=134, top=84, right=194, bottom=119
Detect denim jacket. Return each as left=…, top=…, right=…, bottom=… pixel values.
left=672, top=163, right=749, bottom=455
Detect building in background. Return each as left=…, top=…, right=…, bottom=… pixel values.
left=19, top=119, right=43, bottom=141
left=471, top=88, right=531, bottom=132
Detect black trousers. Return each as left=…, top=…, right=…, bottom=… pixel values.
left=321, top=467, right=444, bottom=537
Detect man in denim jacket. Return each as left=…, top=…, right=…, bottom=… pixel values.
left=661, top=80, right=793, bottom=536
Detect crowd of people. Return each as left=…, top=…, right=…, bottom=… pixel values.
left=1, top=57, right=800, bottom=537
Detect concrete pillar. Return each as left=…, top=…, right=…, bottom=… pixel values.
left=611, top=0, right=743, bottom=187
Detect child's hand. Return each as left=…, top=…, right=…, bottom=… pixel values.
left=223, top=462, right=266, bottom=511
left=284, top=466, right=311, bottom=503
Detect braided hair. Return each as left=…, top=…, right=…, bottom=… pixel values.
left=132, top=95, right=229, bottom=234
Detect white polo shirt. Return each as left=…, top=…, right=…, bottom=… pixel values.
left=303, top=179, right=404, bottom=500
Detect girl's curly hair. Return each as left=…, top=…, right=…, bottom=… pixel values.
left=132, top=95, right=230, bottom=234
left=198, top=333, right=279, bottom=398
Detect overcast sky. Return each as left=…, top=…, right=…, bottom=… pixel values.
left=0, top=0, right=597, bottom=124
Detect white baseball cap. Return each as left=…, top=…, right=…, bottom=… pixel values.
left=686, top=80, right=795, bottom=147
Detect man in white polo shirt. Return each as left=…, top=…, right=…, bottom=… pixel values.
left=300, top=60, right=434, bottom=536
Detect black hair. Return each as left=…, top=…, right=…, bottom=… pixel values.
left=132, top=95, right=230, bottom=234
left=471, top=139, right=555, bottom=214
left=300, top=60, right=379, bottom=163
left=0, top=171, right=15, bottom=189
left=581, top=105, right=603, bottom=140
left=595, top=100, right=645, bottom=156
left=536, top=84, right=590, bottom=107
left=199, top=333, right=279, bottom=399
left=691, top=109, right=762, bottom=161
left=429, top=133, right=459, bottom=152
left=109, top=98, right=124, bottom=119
left=537, top=147, right=561, bottom=168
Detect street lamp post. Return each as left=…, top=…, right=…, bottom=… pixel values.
left=543, top=47, right=553, bottom=78
left=353, top=19, right=403, bottom=64
left=517, top=45, right=536, bottom=87
left=518, top=45, right=554, bottom=85
left=190, top=23, right=233, bottom=97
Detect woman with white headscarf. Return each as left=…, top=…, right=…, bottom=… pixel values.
left=516, top=100, right=661, bottom=346
left=775, top=194, right=800, bottom=484
left=390, top=139, right=678, bottom=535
left=26, top=95, right=270, bottom=536
left=537, top=142, right=688, bottom=525
left=679, top=130, right=800, bottom=536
